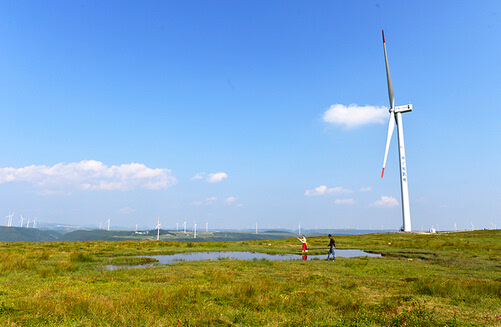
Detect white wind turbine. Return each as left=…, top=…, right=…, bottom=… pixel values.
left=156, top=217, right=161, bottom=241
left=380, top=30, right=413, bottom=232
left=20, top=214, right=25, bottom=228
left=33, top=217, right=37, bottom=229
left=5, top=211, right=14, bottom=227
left=298, top=223, right=301, bottom=236
left=193, top=221, right=197, bottom=239
left=183, top=221, right=187, bottom=233
left=26, top=217, right=31, bottom=228
left=105, top=219, right=110, bottom=231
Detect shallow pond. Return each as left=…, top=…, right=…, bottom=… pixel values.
left=107, top=250, right=380, bottom=270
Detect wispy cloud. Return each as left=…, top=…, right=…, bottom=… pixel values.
left=190, top=173, right=204, bottom=180
left=225, top=196, right=237, bottom=205
left=118, top=206, right=136, bottom=214
left=371, top=196, right=399, bottom=207
left=191, top=200, right=203, bottom=206
left=304, top=185, right=352, bottom=196
left=360, top=186, right=372, bottom=192
left=323, top=104, right=388, bottom=128
left=335, top=199, right=355, bottom=205
left=0, top=160, right=177, bottom=194
left=205, top=196, right=217, bottom=205
left=207, top=172, right=228, bottom=183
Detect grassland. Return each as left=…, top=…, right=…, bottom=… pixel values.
left=0, top=230, right=500, bottom=326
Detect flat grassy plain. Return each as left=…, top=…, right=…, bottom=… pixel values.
left=0, top=230, right=500, bottom=326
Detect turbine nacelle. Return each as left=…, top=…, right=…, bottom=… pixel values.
left=394, top=104, right=412, bottom=114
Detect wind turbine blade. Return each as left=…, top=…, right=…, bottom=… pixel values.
left=382, top=30, right=394, bottom=109
left=381, top=111, right=395, bottom=178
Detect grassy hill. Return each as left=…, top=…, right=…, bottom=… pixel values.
left=56, top=229, right=305, bottom=242
left=0, top=226, right=59, bottom=242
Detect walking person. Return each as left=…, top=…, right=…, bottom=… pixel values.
left=298, top=235, right=308, bottom=253
left=326, top=234, right=336, bottom=261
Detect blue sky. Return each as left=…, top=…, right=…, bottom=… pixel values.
left=0, top=1, right=499, bottom=231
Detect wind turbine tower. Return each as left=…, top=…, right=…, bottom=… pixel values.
left=298, top=223, right=301, bottom=236
left=105, top=219, right=110, bottom=231
left=20, top=215, right=25, bottom=228
left=255, top=222, right=258, bottom=234
left=183, top=221, right=187, bottom=233
left=156, top=217, right=161, bottom=241
left=26, top=218, right=30, bottom=228
left=380, top=30, right=413, bottom=232
left=193, top=221, right=197, bottom=239
left=33, top=217, right=37, bottom=229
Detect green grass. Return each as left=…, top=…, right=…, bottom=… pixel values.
left=0, top=230, right=500, bottom=326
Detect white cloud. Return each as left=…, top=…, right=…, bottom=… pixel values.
left=0, top=160, right=177, bottom=193
left=225, top=196, right=237, bottom=205
left=207, top=172, right=228, bottom=183
left=372, top=196, right=399, bottom=207
left=335, top=199, right=355, bottom=205
left=191, top=200, right=203, bottom=206
left=205, top=196, right=217, bottom=205
left=304, top=185, right=352, bottom=196
left=323, top=104, right=388, bottom=128
left=190, top=173, right=204, bottom=180
left=360, top=186, right=372, bottom=192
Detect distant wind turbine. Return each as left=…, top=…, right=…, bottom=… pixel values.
left=206, top=221, right=208, bottom=233
left=255, top=223, right=258, bottom=234
left=380, top=30, right=413, bottom=232
left=193, top=221, right=197, bottom=239
left=183, top=221, right=187, bottom=233
left=156, top=217, right=161, bottom=241
left=20, top=214, right=25, bottom=228
left=298, top=223, right=301, bottom=235
left=26, top=217, right=30, bottom=228
left=33, top=217, right=38, bottom=229
left=105, top=219, right=110, bottom=231
left=5, top=211, right=15, bottom=227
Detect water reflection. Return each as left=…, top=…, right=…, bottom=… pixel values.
left=107, top=250, right=380, bottom=270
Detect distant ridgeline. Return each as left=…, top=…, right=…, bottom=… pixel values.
left=0, top=226, right=381, bottom=243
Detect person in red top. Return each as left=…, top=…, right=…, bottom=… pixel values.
left=298, top=235, right=308, bottom=253
left=326, top=234, right=336, bottom=261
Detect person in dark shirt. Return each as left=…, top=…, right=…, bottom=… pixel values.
left=326, top=234, right=336, bottom=261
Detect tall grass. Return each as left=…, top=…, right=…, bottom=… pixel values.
left=0, top=230, right=499, bottom=326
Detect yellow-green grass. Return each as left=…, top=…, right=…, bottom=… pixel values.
left=0, top=230, right=500, bottom=326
